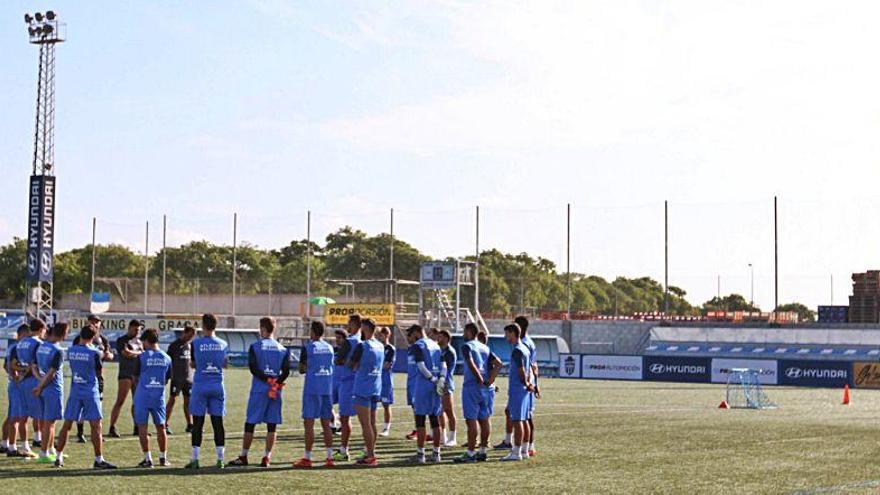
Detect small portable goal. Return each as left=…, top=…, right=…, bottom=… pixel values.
left=725, top=368, right=776, bottom=409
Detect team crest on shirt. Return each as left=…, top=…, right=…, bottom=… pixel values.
left=264, top=363, right=277, bottom=376
left=204, top=362, right=220, bottom=373
left=315, top=366, right=331, bottom=376
left=147, top=376, right=163, bottom=388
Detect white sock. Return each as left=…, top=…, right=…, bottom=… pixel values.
left=441, top=429, right=448, bottom=442
left=511, top=444, right=522, bottom=457
left=56, top=449, right=63, bottom=459
left=326, top=448, right=334, bottom=459
left=34, top=432, right=42, bottom=442
left=264, top=450, right=272, bottom=459
left=7, top=443, right=16, bottom=452
left=40, top=449, right=48, bottom=457
left=466, top=449, right=475, bottom=457
left=304, top=450, right=312, bottom=460
left=340, top=446, right=348, bottom=454
left=240, top=448, right=249, bottom=458
left=432, top=447, right=441, bottom=454
left=504, top=433, right=511, bottom=443
left=450, top=430, right=457, bottom=442
left=520, top=444, right=529, bottom=455
left=1, top=440, right=7, bottom=448
left=159, top=451, right=166, bottom=460
left=530, top=442, right=536, bottom=450
left=95, top=455, right=104, bottom=463
left=216, top=446, right=225, bottom=461
left=479, top=446, right=486, bottom=454
left=22, top=442, right=32, bottom=453
left=144, top=451, right=153, bottom=462
left=417, top=447, right=425, bottom=455
left=191, top=446, right=200, bottom=460
left=383, top=423, right=390, bottom=431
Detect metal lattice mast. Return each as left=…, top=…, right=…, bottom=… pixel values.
left=24, top=11, right=64, bottom=322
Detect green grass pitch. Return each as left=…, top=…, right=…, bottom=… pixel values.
left=1, top=366, right=877, bottom=494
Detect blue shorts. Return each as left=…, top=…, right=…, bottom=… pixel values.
left=528, top=392, right=535, bottom=416
left=406, top=381, right=415, bottom=406
left=302, top=394, right=333, bottom=420
left=246, top=389, right=283, bottom=425
left=134, top=398, right=166, bottom=426
left=64, top=393, right=103, bottom=422
left=381, top=385, right=394, bottom=405
left=7, top=382, right=24, bottom=419
left=507, top=393, right=530, bottom=421
left=338, top=380, right=355, bottom=417
left=446, top=377, right=456, bottom=394
left=413, top=382, right=441, bottom=417
left=191, top=382, right=226, bottom=417
left=487, top=387, right=496, bottom=415
left=354, top=395, right=379, bottom=410
left=40, top=389, right=64, bottom=422
left=21, top=377, right=42, bottom=418
left=462, top=385, right=492, bottom=420
left=332, top=380, right=340, bottom=405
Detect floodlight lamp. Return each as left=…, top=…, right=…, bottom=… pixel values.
left=46, top=11, right=56, bottom=21
left=28, top=27, right=36, bottom=36
left=25, top=13, right=33, bottom=23
left=43, top=24, right=54, bottom=34
left=35, top=12, right=43, bottom=22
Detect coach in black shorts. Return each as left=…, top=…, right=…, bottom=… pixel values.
left=108, top=319, right=144, bottom=438
left=73, top=315, right=114, bottom=443
left=165, top=325, right=196, bottom=435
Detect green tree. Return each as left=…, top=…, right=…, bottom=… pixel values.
left=0, top=239, right=27, bottom=300
left=703, top=294, right=759, bottom=312
left=776, top=302, right=816, bottom=322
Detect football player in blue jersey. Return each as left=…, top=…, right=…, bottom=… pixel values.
left=229, top=317, right=291, bottom=468
left=437, top=329, right=458, bottom=447
left=33, top=322, right=69, bottom=464
left=54, top=326, right=117, bottom=469
left=377, top=326, right=395, bottom=437
left=348, top=318, right=384, bottom=466
left=294, top=321, right=336, bottom=469
left=134, top=329, right=173, bottom=468
left=515, top=315, right=539, bottom=457
left=185, top=314, right=229, bottom=470
left=405, top=324, right=447, bottom=464
left=404, top=326, right=420, bottom=441
left=501, top=323, right=534, bottom=462
left=4, top=324, right=33, bottom=458
left=16, top=318, right=46, bottom=456
left=332, top=313, right=361, bottom=462
left=453, top=323, right=502, bottom=463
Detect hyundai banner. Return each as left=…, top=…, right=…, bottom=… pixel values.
left=778, top=360, right=851, bottom=388
left=582, top=355, right=643, bottom=380
left=711, top=359, right=778, bottom=385
left=558, top=354, right=581, bottom=378
left=643, top=356, right=711, bottom=383
left=25, top=175, right=55, bottom=282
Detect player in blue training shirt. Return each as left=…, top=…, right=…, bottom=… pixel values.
left=377, top=326, right=395, bottom=437
left=229, top=317, right=291, bottom=468
left=3, top=325, right=32, bottom=458
left=437, top=329, right=458, bottom=447
left=453, top=323, right=503, bottom=463
left=405, top=325, right=447, bottom=464
left=134, top=329, right=173, bottom=468
left=501, top=323, right=534, bottom=462
left=348, top=318, right=384, bottom=466
left=16, top=318, right=46, bottom=456
left=404, top=328, right=420, bottom=441
left=332, top=313, right=361, bottom=461
left=515, top=315, right=539, bottom=458
left=33, top=322, right=69, bottom=464
left=293, top=321, right=336, bottom=469
left=54, top=326, right=117, bottom=469
left=185, top=313, right=229, bottom=470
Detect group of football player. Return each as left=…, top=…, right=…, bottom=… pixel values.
left=1, top=311, right=539, bottom=469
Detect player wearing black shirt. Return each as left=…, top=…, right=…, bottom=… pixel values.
left=166, top=326, right=196, bottom=435
left=108, top=320, right=144, bottom=438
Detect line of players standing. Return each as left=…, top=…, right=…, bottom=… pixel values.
left=1, top=312, right=539, bottom=469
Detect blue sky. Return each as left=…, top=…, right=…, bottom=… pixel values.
left=3, top=1, right=880, bottom=311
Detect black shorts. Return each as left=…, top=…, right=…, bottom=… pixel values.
left=170, top=381, right=192, bottom=398
left=118, top=374, right=138, bottom=382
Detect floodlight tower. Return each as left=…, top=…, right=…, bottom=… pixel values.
left=23, top=11, right=65, bottom=322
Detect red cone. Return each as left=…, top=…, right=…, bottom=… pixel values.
left=718, top=400, right=729, bottom=409
left=842, top=385, right=851, bottom=406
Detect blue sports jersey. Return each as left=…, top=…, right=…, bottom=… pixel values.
left=250, top=338, right=290, bottom=393
left=522, top=336, right=537, bottom=366
left=16, top=336, right=42, bottom=377
left=461, top=340, right=491, bottom=387
left=192, top=335, right=228, bottom=385
left=36, top=341, right=64, bottom=393
left=508, top=342, right=531, bottom=396
left=302, top=340, right=334, bottom=396
left=352, top=339, right=384, bottom=398
left=67, top=344, right=102, bottom=397
left=136, top=349, right=172, bottom=404
left=382, top=343, right=395, bottom=391
left=5, top=342, right=17, bottom=375
left=337, top=333, right=361, bottom=383
left=414, top=337, right=442, bottom=381
left=441, top=346, right=457, bottom=383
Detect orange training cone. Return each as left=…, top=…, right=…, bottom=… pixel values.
left=842, top=385, right=851, bottom=406
left=718, top=400, right=729, bottom=409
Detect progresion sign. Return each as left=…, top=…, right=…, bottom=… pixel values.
left=324, top=304, right=396, bottom=326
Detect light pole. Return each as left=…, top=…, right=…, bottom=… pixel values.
left=748, top=263, right=754, bottom=308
